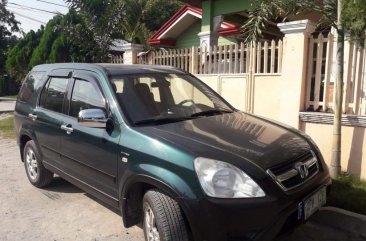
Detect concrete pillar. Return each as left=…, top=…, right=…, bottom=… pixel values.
left=277, top=20, right=316, bottom=128
left=198, top=0, right=222, bottom=48
left=121, top=43, right=144, bottom=64
left=198, top=31, right=219, bottom=48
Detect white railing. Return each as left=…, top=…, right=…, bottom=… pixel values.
left=109, top=54, right=124, bottom=64
left=138, top=40, right=283, bottom=75
left=306, top=33, right=366, bottom=115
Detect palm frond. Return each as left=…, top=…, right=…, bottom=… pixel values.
left=241, top=0, right=318, bottom=43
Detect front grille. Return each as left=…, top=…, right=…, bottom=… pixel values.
left=267, top=151, right=319, bottom=191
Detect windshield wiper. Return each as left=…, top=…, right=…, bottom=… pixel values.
left=190, top=109, right=233, bottom=118
left=134, top=117, right=193, bottom=126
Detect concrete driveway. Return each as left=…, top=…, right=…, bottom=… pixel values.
left=0, top=99, right=15, bottom=113
left=0, top=138, right=144, bottom=241
left=1, top=138, right=365, bottom=241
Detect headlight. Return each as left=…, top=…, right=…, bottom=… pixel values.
left=194, top=157, right=265, bottom=198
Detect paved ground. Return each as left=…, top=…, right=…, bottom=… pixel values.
left=0, top=99, right=15, bottom=113
left=0, top=138, right=144, bottom=241
left=0, top=138, right=365, bottom=241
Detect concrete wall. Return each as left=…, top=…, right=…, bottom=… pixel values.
left=252, top=74, right=282, bottom=120
left=196, top=74, right=249, bottom=111
left=301, top=122, right=366, bottom=179
left=196, top=74, right=282, bottom=120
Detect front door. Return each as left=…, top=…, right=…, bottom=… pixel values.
left=59, top=70, right=120, bottom=200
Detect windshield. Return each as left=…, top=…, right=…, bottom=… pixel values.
left=111, top=73, right=234, bottom=125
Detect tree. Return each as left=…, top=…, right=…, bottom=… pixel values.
left=6, top=8, right=108, bottom=79
left=65, top=0, right=182, bottom=48
left=29, top=15, right=65, bottom=67
left=61, top=8, right=106, bottom=62
left=64, top=0, right=126, bottom=61
left=6, top=28, right=44, bottom=83
left=6, top=0, right=182, bottom=80
left=241, top=0, right=366, bottom=178
left=143, top=0, right=182, bottom=31
left=343, top=0, right=366, bottom=43
left=118, top=0, right=182, bottom=44
left=0, top=0, right=20, bottom=90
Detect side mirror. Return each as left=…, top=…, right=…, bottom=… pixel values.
left=78, top=109, right=107, bottom=128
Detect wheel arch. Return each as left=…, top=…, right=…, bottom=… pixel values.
left=119, top=174, right=198, bottom=239
left=19, top=130, right=36, bottom=162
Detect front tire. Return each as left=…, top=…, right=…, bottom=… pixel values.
left=143, top=189, right=189, bottom=241
left=24, top=140, right=53, bottom=187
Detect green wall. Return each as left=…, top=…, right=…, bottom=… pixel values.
left=212, top=0, right=253, bottom=16
left=201, top=0, right=253, bottom=32
left=175, top=21, right=201, bottom=48
left=174, top=21, right=237, bottom=48
left=218, top=36, right=237, bottom=46
left=173, top=0, right=252, bottom=48
left=201, top=0, right=213, bottom=32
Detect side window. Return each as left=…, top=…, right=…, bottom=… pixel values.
left=69, top=79, right=105, bottom=118
left=18, top=71, right=45, bottom=102
left=40, top=77, right=69, bottom=113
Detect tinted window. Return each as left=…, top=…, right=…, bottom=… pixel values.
left=18, top=71, right=45, bottom=102
left=40, top=77, right=68, bottom=113
left=69, top=79, right=105, bottom=118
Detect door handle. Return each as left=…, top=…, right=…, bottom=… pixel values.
left=61, top=124, right=73, bottom=134
left=28, top=113, right=37, bottom=121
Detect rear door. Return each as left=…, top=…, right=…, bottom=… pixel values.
left=59, top=70, right=120, bottom=201
left=33, top=69, right=72, bottom=165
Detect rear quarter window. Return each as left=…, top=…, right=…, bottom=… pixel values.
left=18, top=71, right=46, bottom=102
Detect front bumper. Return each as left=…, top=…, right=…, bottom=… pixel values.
left=182, top=173, right=331, bottom=241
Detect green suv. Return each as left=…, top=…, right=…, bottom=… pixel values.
left=14, top=63, right=331, bottom=241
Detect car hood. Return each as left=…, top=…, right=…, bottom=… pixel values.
left=137, top=112, right=311, bottom=170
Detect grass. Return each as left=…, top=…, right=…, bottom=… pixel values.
left=0, top=116, right=16, bottom=139
left=327, top=174, right=366, bottom=215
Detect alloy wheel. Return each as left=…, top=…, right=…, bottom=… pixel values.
left=144, top=204, right=160, bottom=241
left=26, top=149, right=38, bottom=181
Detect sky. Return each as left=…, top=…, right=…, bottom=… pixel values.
left=6, top=0, right=69, bottom=34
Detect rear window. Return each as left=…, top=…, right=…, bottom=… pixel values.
left=18, top=71, right=46, bottom=102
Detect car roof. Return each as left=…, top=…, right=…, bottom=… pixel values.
left=31, top=63, right=187, bottom=76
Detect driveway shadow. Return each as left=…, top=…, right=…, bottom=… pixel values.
left=43, top=176, right=121, bottom=216
left=43, top=176, right=83, bottom=194
left=84, top=193, right=121, bottom=216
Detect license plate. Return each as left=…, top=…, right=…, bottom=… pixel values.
left=298, top=187, right=326, bottom=220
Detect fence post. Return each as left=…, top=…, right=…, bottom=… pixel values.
left=121, top=43, right=144, bottom=64
left=277, top=20, right=316, bottom=128
left=191, top=46, right=197, bottom=74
